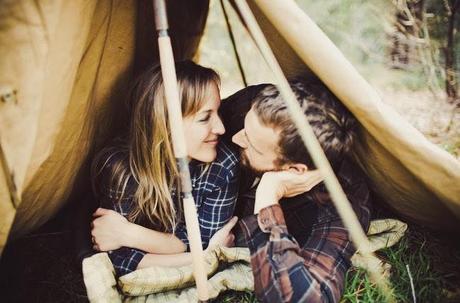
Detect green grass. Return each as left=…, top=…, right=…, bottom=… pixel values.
left=213, top=227, right=460, bottom=303
left=342, top=233, right=444, bottom=303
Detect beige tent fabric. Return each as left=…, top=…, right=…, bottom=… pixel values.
left=0, top=1, right=59, bottom=250
left=0, top=163, right=15, bottom=255
left=0, top=0, right=210, bottom=250
left=8, top=0, right=136, bottom=237
left=0, top=1, right=49, bottom=198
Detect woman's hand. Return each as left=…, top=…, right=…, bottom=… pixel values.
left=207, top=216, right=238, bottom=251
left=91, top=208, right=130, bottom=251
left=254, top=169, right=323, bottom=214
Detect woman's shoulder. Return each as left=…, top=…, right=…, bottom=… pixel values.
left=199, top=141, right=240, bottom=188
left=213, top=140, right=240, bottom=172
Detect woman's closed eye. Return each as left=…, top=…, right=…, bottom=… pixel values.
left=198, top=112, right=211, bottom=123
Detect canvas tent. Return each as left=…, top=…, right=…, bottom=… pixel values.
left=0, top=0, right=459, bottom=255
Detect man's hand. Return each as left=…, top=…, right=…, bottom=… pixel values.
left=91, top=208, right=130, bottom=251
left=207, top=216, right=238, bottom=250
left=254, top=169, right=323, bottom=214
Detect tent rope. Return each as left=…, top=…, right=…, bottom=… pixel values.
left=0, top=140, right=19, bottom=209
left=234, top=0, right=395, bottom=301
left=220, top=0, right=248, bottom=87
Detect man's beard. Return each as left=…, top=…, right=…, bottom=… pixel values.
left=240, top=150, right=273, bottom=176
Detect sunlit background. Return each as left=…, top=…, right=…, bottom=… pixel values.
left=198, top=0, right=459, bottom=158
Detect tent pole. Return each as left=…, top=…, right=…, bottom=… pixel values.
left=220, top=0, right=248, bottom=87
left=234, top=0, right=394, bottom=301
left=153, top=1, right=209, bottom=301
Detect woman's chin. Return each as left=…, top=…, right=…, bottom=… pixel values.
left=190, top=149, right=217, bottom=163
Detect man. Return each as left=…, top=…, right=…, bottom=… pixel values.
left=219, top=78, right=371, bottom=303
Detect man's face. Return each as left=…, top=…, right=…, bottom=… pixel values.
left=232, top=108, right=281, bottom=173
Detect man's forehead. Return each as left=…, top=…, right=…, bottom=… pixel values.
left=245, top=109, right=279, bottom=152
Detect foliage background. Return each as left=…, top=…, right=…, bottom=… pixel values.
left=198, top=0, right=460, bottom=158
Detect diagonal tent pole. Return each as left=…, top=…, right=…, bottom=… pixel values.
left=234, top=0, right=395, bottom=301
left=153, top=0, right=209, bottom=301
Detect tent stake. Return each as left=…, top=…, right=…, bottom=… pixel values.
left=153, top=0, right=209, bottom=301
left=234, top=0, right=395, bottom=301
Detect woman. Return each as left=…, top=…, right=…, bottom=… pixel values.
left=91, top=61, right=239, bottom=276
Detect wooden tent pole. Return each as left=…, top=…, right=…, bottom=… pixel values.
left=234, top=0, right=394, bottom=301
left=153, top=1, right=209, bottom=301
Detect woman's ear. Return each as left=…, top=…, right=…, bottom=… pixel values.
left=281, top=163, right=308, bottom=174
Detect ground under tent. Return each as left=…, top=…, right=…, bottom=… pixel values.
left=1, top=0, right=459, bottom=278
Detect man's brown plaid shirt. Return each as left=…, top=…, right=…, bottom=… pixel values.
left=238, top=160, right=371, bottom=303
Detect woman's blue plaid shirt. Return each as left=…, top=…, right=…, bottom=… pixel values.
left=96, top=141, right=240, bottom=276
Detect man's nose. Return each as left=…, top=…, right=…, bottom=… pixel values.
left=232, top=129, right=247, bottom=148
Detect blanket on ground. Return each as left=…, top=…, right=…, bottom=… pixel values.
left=83, top=219, right=407, bottom=303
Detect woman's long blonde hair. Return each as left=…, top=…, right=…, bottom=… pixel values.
left=92, top=61, right=220, bottom=232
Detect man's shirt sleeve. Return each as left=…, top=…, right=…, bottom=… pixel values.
left=241, top=204, right=332, bottom=303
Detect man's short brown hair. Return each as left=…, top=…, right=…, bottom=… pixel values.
left=252, top=78, right=358, bottom=169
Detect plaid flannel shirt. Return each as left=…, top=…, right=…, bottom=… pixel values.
left=96, top=141, right=239, bottom=276
left=238, top=160, right=371, bottom=303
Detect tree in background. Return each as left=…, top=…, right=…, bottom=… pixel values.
left=390, top=0, right=425, bottom=68
left=443, top=0, right=460, bottom=102
left=392, top=0, right=460, bottom=103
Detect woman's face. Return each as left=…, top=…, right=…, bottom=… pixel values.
left=183, top=83, right=225, bottom=163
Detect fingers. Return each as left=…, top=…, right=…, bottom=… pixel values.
left=311, top=170, right=324, bottom=187
left=222, top=216, right=238, bottom=232
left=92, top=207, right=111, bottom=217
left=91, top=216, right=101, bottom=230
left=305, top=170, right=323, bottom=191
left=296, top=169, right=322, bottom=189
left=225, top=233, right=235, bottom=247
left=91, top=236, right=101, bottom=251
left=280, top=169, right=324, bottom=197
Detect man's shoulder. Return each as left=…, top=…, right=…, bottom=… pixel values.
left=336, top=158, right=368, bottom=189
